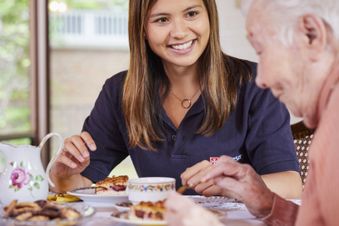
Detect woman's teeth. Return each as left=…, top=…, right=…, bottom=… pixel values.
left=171, top=40, right=193, bottom=50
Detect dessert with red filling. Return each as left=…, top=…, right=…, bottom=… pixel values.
left=95, top=175, right=128, bottom=194
left=129, top=200, right=165, bottom=221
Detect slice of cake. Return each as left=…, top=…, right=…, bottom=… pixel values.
left=129, top=200, right=165, bottom=221
left=95, top=175, right=128, bottom=194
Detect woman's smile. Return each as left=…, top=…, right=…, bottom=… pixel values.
left=168, top=39, right=196, bottom=55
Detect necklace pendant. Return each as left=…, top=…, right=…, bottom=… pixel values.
left=181, top=99, right=192, bottom=109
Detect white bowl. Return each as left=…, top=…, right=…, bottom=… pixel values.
left=127, top=177, right=175, bottom=204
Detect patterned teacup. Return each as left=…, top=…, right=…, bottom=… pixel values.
left=127, top=177, right=175, bottom=204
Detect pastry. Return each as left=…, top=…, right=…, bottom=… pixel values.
left=95, top=175, right=128, bottom=194
left=129, top=200, right=165, bottom=220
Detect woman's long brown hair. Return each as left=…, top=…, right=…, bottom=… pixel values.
left=123, top=0, right=251, bottom=150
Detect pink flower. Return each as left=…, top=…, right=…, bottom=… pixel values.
left=10, top=168, right=31, bottom=189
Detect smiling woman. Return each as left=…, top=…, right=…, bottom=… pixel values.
left=49, top=0, right=301, bottom=201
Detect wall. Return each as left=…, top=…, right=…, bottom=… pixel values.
left=216, top=0, right=301, bottom=123
left=51, top=49, right=130, bottom=138
left=216, top=0, right=257, bottom=61
left=50, top=49, right=136, bottom=177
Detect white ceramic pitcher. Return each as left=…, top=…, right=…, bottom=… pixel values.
left=0, top=133, right=62, bottom=205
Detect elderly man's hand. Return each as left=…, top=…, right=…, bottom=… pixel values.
left=201, top=156, right=275, bottom=218
left=165, top=192, right=223, bottom=226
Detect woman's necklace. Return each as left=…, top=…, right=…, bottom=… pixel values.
left=171, top=89, right=200, bottom=109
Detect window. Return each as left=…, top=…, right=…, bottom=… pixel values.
left=48, top=0, right=136, bottom=177
left=0, top=1, right=50, bottom=166
left=0, top=1, right=33, bottom=144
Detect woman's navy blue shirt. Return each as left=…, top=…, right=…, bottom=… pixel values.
left=81, top=67, right=299, bottom=189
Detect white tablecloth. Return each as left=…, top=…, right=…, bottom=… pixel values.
left=0, top=196, right=266, bottom=226
left=82, top=196, right=265, bottom=226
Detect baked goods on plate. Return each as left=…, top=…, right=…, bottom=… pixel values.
left=111, top=200, right=166, bottom=225
left=129, top=200, right=165, bottom=220
left=67, top=175, right=129, bottom=206
left=95, top=175, right=129, bottom=194
left=1, top=199, right=94, bottom=225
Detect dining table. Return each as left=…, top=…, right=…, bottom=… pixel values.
left=0, top=196, right=301, bottom=225
left=78, top=195, right=266, bottom=226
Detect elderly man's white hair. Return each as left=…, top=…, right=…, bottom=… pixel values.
left=241, top=0, right=339, bottom=46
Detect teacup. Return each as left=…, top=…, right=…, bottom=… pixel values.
left=127, top=177, right=175, bottom=204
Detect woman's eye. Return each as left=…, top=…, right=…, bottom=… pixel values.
left=154, top=17, right=168, bottom=23
left=186, top=10, right=199, bottom=18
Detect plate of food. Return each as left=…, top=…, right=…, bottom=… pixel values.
left=0, top=199, right=95, bottom=226
left=113, top=201, right=133, bottom=211
left=67, top=175, right=129, bottom=207
left=111, top=200, right=166, bottom=225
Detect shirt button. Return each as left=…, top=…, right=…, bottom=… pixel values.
left=171, top=135, right=176, bottom=141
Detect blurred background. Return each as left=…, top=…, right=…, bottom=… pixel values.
left=0, top=0, right=297, bottom=178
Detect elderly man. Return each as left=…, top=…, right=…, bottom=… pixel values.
left=165, top=0, right=339, bottom=225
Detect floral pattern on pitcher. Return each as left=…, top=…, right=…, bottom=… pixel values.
left=9, top=161, right=45, bottom=192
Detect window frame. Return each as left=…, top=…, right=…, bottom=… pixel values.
left=0, top=1, right=50, bottom=166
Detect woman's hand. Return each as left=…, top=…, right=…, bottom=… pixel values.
left=49, top=132, right=96, bottom=191
left=180, top=160, right=223, bottom=196
left=165, top=192, right=223, bottom=226
left=201, top=156, right=275, bottom=218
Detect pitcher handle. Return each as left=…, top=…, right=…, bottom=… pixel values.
left=39, top=133, right=63, bottom=188
left=0, top=149, right=6, bottom=174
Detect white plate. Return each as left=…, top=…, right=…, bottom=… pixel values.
left=67, top=187, right=128, bottom=207
left=188, top=195, right=246, bottom=210
left=113, top=201, right=133, bottom=211
left=290, top=199, right=301, bottom=205
left=111, top=211, right=166, bottom=225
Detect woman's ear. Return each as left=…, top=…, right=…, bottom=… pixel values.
left=298, top=14, right=328, bottom=61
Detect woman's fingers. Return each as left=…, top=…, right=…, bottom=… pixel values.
left=181, top=160, right=211, bottom=186
left=80, top=131, right=97, bottom=151
left=201, top=160, right=245, bottom=183
left=181, top=160, right=224, bottom=196
left=57, top=132, right=96, bottom=170
left=186, top=164, right=214, bottom=188
left=70, top=136, right=90, bottom=159
left=56, top=150, right=78, bottom=168
left=182, top=156, right=238, bottom=187
left=63, top=132, right=96, bottom=159
left=64, top=138, right=87, bottom=162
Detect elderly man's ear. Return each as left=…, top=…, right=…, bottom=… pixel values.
left=298, top=14, right=329, bottom=61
